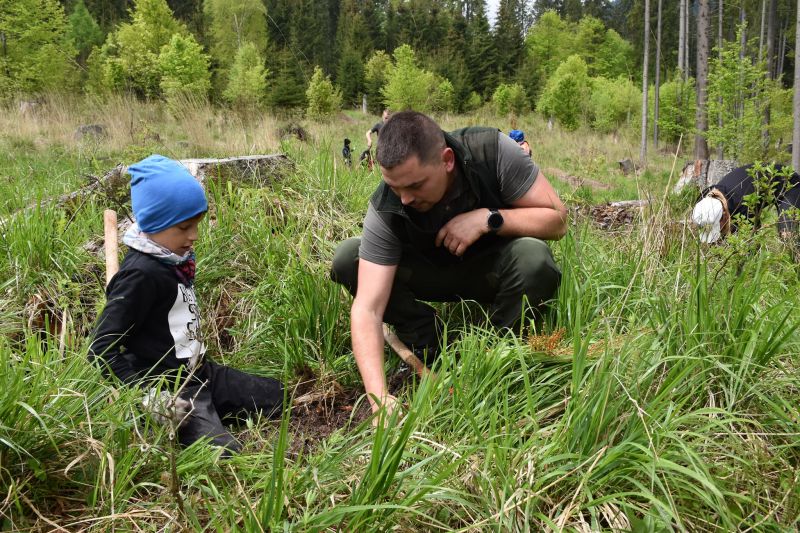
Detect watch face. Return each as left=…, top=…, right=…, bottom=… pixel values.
left=488, top=210, right=503, bottom=231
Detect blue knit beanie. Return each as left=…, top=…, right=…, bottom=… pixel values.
left=509, top=130, right=525, bottom=143
left=128, top=155, right=208, bottom=234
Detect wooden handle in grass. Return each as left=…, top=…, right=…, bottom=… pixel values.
left=104, top=209, right=119, bottom=286
left=382, top=323, right=434, bottom=379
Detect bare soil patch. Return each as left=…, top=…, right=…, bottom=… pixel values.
left=545, top=167, right=612, bottom=191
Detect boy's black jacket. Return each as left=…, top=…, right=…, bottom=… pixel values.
left=89, top=249, right=205, bottom=385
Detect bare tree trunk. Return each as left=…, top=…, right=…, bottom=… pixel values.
left=759, top=0, right=766, bottom=63
left=740, top=2, right=746, bottom=62
left=685, top=1, right=691, bottom=78
left=696, top=0, right=710, bottom=160
left=739, top=2, right=746, bottom=122
left=778, top=22, right=787, bottom=81
left=641, top=0, right=650, bottom=166
left=717, top=0, right=724, bottom=159
left=764, top=0, right=776, bottom=152
left=679, top=0, right=686, bottom=76
left=792, top=0, right=800, bottom=170
left=767, top=0, right=776, bottom=77
left=654, top=0, right=662, bottom=149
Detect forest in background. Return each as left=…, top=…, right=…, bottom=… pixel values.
left=0, top=0, right=798, bottom=162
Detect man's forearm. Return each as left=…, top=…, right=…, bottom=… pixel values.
left=496, top=206, right=568, bottom=240
left=351, top=305, right=388, bottom=412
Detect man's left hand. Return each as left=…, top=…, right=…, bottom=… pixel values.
left=435, top=209, right=489, bottom=256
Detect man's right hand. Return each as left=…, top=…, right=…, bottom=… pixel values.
left=350, top=259, right=398, bottom=415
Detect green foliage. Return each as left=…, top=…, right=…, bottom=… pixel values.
left=91, top=0, right=187, bottom=97
left=491, top=82, right=527, bottom=115
left=537, top=55, right=590, bottom=130
left=381, top=44, right=435, bottom=112
left=522, top=10, right=573, bottom=101
left=265, top=48, right=307, bottom=109
left=337, top=46, right=365, bottom=107
left=522, top=11, right=634, bottom=107
left=305, top=66, right=342, bottom=120
left=741, top=162, right=796, bottom=230
left=223, top=42, right=268, bottom=109
left=653, top=76, right=696, bottom=145
left=0, top=0, right=77, bottom=97
left=66, top=0, right=103, bottom=65
left=364, top=50, right=392, bottom=113
left=203, top=0, right=267, bottom=71
left=595, top=28, right=634, bottom=79
left=706, top=25, right=772, bottom=161
left=766, top=87, right=794, bottom=152
left=588, top=75, right=639, bottom=133
left=431, top=78, right=456, bottom=113
left=158, top=33, right=211, bottom=104
left=465, top=91, right=483, bottom=111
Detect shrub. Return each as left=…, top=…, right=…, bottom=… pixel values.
left=91, top=0, right=186, bottom=97
left=465, top=91, right=483, bottom=111
left=223, top=42, right=268, bottom=109
left=651, top=76, right=696, bottom=145
left=306, top=66, right=342, bottom=120
left=431, top=79, right=456, bottom=113
left=492, top=83, right=528, bottom=115
left=588, top=76, right=639, bottom=133
left=707, top=25, right=773, bottom=160
left=537, top=55, right=590, bottom=130
left=364, top=50, right=393, bottom=113
left=158, top=34, right=211, bottom=103
left=382, top=44, right=435, bottom=112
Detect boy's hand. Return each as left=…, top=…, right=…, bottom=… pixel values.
left=142, top=389, right=192, bottom=427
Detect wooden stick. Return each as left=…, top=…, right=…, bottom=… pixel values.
left=103, top=209, right=119, bottom=286
left=382, top=323, right=434, bottom=379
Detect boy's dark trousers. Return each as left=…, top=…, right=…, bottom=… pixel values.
left=330, top=236, right=561, bottom=356
left=177, top=360, right=283, bottom=455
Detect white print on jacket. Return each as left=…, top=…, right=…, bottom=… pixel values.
left=168, top=283, right=206, bottom=369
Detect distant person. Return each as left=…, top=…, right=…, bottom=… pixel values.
left=331, top=112, right=566, bottom=417
left=90, top=155, right=283, bottom=456
left=359, top=148, right=374, bottom=170
left=342, top=138, right=352, bottom=167
left=365, top=109, right=391, bottom=153
left=692, top=163, right=800, bottom=243
left=509, top=130, right=531, bottom=157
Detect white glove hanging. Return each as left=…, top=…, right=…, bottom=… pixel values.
left=692, top=196, right=724, bottom=244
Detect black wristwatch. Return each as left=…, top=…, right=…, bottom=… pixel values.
left=487, top=209, right=504, bottom=233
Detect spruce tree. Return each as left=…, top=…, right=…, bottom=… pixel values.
left=67, top=0, right=103, bottom=66
left=0, top=0, right=76, bottom=96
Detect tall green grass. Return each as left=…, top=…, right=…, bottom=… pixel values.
left=1, top=97, right=798, bottom=530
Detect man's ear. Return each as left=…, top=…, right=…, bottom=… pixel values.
left=442, top=147, right=456, bottom=172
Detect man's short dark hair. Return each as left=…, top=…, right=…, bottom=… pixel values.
left=376, top=111, right=445, bottom=168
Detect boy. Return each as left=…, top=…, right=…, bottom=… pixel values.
left=90, top=154, right=283, bottom=456
left=342, top=138, right=353, bottom=167
left=509, top=130, right=532, bottom=157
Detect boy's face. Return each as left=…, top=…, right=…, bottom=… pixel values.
left=147, top=213, right=205, bottom=256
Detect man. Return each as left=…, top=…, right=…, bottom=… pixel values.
left=331, top=111, right=567, bottom=415
left=365, top=109, right=391, bottom=152
left=692, top=163, right=799, bottom=243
